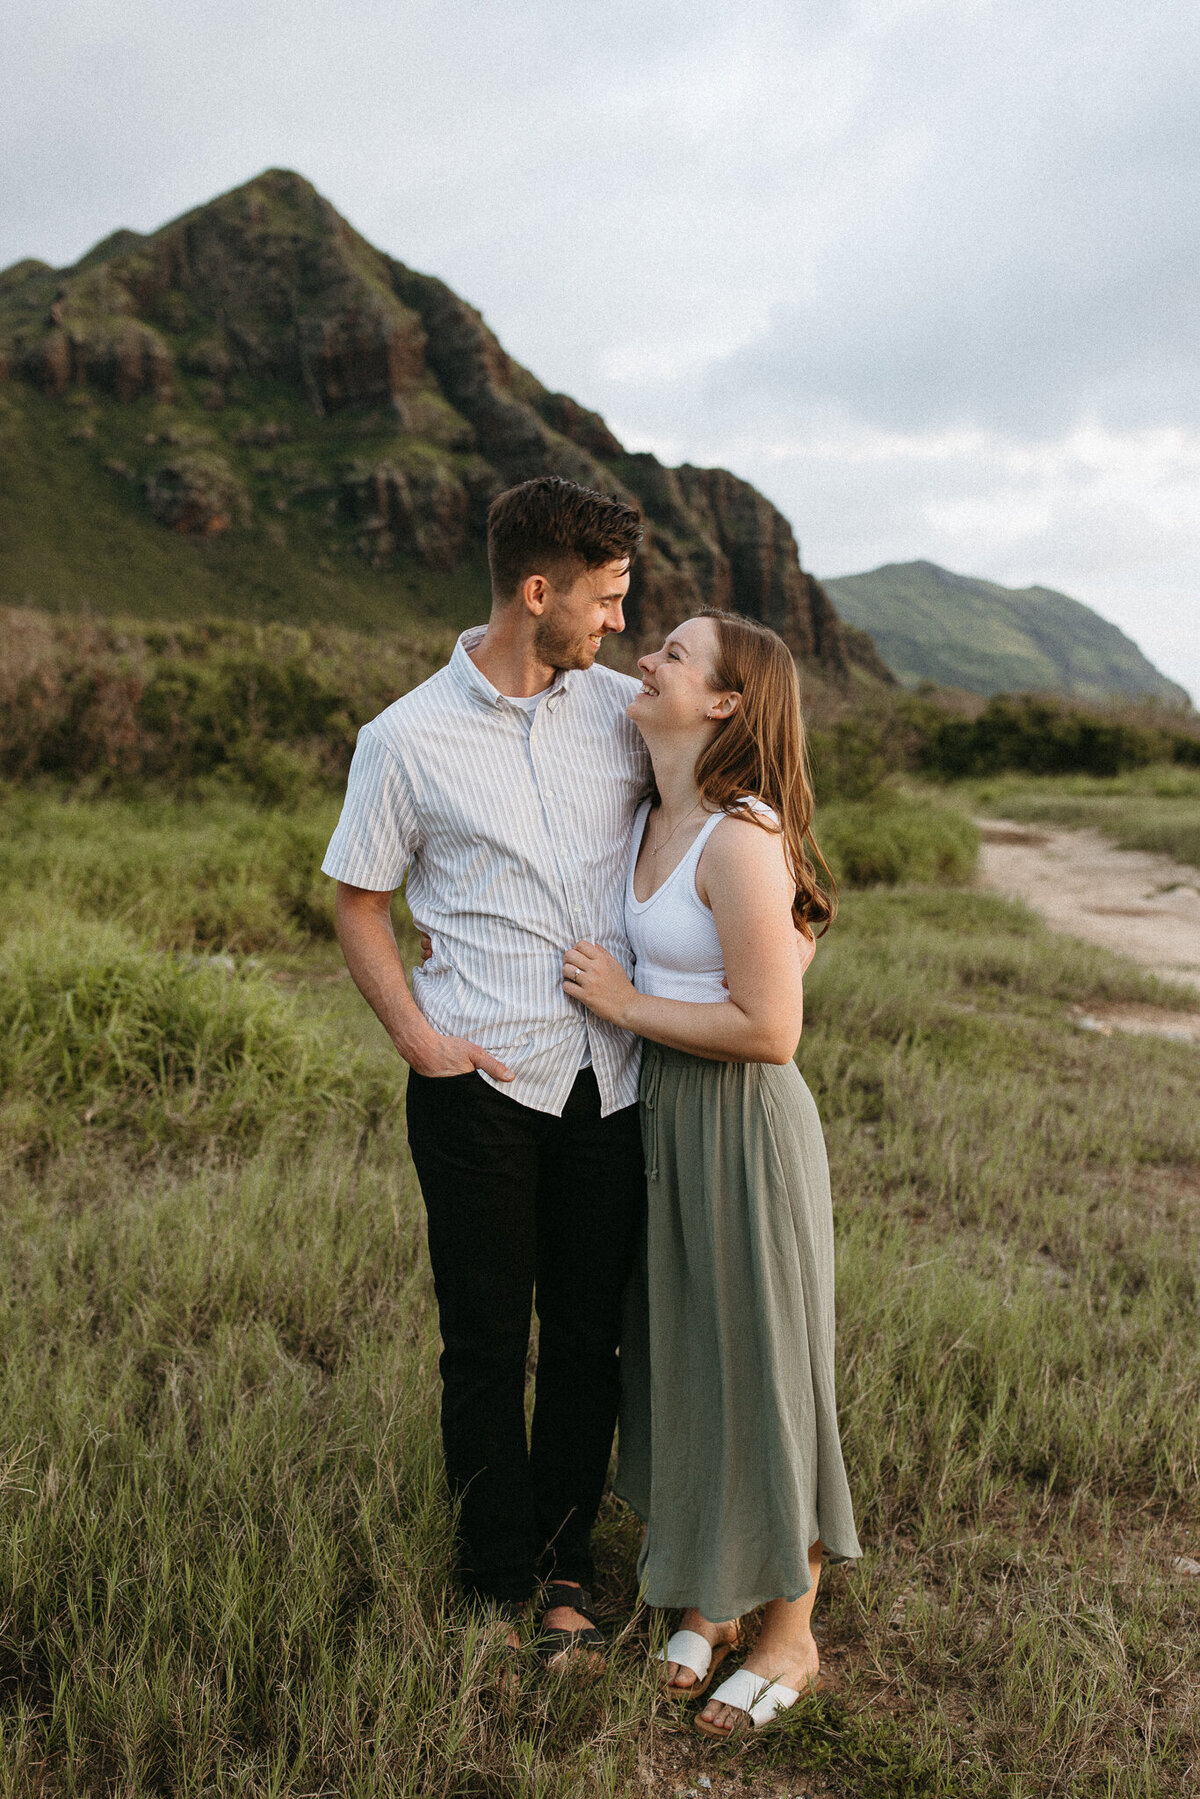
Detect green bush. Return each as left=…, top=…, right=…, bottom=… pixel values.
left=5, top=606, right=1197, bottom=811
left=808, top=713, right=911, bottom=801
left=0, top=608, right=453, bottom=801
left=0, top=922, right=394, bottom=1160
left=917, top=693, right=1166, bottom=779
left=818, top=794, right=979, bottom=887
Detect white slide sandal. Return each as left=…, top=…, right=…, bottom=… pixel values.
left=694, top=1666, right=802, bottom=1736
left=658, top=1628, right=737, bottom=1698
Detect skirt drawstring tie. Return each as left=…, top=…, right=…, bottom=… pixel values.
left=641, top=1046, right=662, bottom=1182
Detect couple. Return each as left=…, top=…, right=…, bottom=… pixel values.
left=323, top=476, right=859, bottom=1737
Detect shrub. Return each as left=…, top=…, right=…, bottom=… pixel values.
left=917, top=694, right=1165, bottom=779
left=808, top=715, right=907, bottom=801
left=4, top=606, right=1197, bottom=804
left=0, top=608, right=454, bottom=800
left=818, top=794, right=979, bottom=888
left=0, top=922, right=394, bottom=1161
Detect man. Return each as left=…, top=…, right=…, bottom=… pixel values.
left=322, top=476, right=649, bottom=1657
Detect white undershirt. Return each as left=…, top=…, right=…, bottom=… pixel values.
left=506, top=689, right=546, bottom=731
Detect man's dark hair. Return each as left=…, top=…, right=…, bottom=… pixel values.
left=487, top=476, right=642, bottom=600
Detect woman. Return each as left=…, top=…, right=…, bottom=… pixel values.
left=561, top=610, right=860, bottom=1737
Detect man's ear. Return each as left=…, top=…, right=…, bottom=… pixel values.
left=521, top=573, right=549, bottom=617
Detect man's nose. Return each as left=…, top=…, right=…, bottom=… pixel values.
left=605, top=602, right=626, bottom=635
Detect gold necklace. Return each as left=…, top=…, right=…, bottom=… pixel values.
left=651, top=800, right=704, bottom=860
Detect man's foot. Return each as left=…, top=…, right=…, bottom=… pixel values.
left=538, top=1581, right=605, bottom=1669
left=665, top=1609, right=740, bottom=1693
left=696, top=1632, right=818, bottom=1734
left=543, top=1581, right=592, bottom=1638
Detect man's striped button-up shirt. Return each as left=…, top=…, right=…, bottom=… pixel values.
left=322, top=627, right=651, bottom=1117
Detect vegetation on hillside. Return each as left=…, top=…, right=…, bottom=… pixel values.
left=823, top=560, right=1191, bottom=706
left=912, top=692, right=1200, bottom=780
left=4, top=608, right=1197, bottom=811
left=0, top=607, right=455, bottom=800
left=0, top=377, right=492, bottom=638
left=0, top=168, right=873, bottom=678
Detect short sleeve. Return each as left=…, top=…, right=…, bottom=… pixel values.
left=321, top=726, right=420, bottom=890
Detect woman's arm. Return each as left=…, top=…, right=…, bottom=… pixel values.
left=564, top=816, right=806, bottom=1063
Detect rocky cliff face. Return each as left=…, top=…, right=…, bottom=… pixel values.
left=0, top=170, right=886, bottom=679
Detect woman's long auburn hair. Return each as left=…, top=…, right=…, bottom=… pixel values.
left=692, top=610, right=836, bottom=936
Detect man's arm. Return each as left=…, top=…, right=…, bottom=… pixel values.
left=335, top=883, right=513, bottom=1081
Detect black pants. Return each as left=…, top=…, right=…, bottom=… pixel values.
left=405, top=1066, right=646, bottom=1608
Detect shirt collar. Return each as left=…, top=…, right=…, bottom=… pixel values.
left=449, top=627, right=576, bottom=712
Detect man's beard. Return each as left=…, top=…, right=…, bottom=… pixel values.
left=533, top=612, right=597, bottom=670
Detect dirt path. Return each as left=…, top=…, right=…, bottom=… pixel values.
left=976, top=821, right=1200, bottom=1009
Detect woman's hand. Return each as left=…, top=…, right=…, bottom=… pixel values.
left=563, top=941, right=638, bottom=1026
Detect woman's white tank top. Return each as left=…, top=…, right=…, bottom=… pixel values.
left=626, top=796, right=781, bottom=1002
left=624, top=799, right=738, bottom=1003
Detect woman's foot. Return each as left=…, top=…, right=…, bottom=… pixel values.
left=665, top=1609, right=740, bottom=1692
left=696, top=1630, right=818, bottom=1734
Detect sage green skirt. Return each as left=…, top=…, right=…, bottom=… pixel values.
left=614, top=1044, right=861, bottom=1623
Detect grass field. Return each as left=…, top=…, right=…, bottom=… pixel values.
left=1, top=791, right=1198, bottom=1797
left=965, top=766, right=1200, bottom=871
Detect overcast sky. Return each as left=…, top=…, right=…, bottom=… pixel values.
left=4, top=0, right=1198, bottom=699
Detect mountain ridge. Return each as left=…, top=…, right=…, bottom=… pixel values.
left=821, top=560, right=1189, bottom=706
left=0, top=168, right=889, bottom=684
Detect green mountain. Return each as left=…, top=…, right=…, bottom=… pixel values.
left=821, top=561, right=1190, bottom=706
left=0, top=168, right=887, bottom=682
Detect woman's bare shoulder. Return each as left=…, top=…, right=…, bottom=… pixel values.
left=699, top=807, right=792, bottom=897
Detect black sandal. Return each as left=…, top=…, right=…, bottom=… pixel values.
left=535, top=1582, right=606, bottom=1664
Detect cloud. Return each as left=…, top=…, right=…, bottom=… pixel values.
left=607, top=410, right=1200, bottom=701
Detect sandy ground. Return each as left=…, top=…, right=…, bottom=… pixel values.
left=976, top=821, right=1200, bottom=1027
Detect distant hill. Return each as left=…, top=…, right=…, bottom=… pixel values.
left=821, top=561, right=1190, bottom=706
left=0, top=168, right=888, bottom=683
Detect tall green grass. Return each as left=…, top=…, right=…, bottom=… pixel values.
left=0, top=791, right=345, bottom=953
left=819, top=793, right=979, bottom=887
left=0, top=921, right=393, bottom=1160
left=0, top=790, right=978, bottom=971
left=1, top=867, right=1197, bottom=1794
left=966, top=766, right=1200, bottom=872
